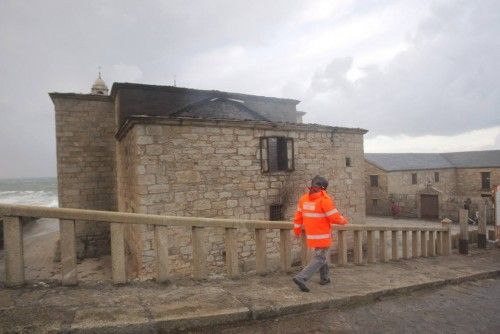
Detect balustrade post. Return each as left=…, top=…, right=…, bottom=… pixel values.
left=412, top=230, right=420, bottom=257
left=155, top=225, right=169, bottom=283
left=367, top=230, right=376, bottom=263
left=224, top=228, right=239, bottom=278
left=192, top=226, right=208, bottom=280
left=391, top=230, right=399, bottom=260
left=436, top=231, right=443, bottom=255
left=402, top=230, right=410, bottom=259
left=60, top=219, right=78, bottom=285
left=459, top=209, right=469, bottom=255
left=111, top=223, right=126, bottom=284
left=429, top=231, right=436, bottom=256
left=379, top=230, right=388, bottom=262
left=300, top=233, right=309, bottom=266
left=3, top=216, right=25, bottom=287
left=279, top=229, right=292, bottom=272
left=441, top=219, right=452, bottom=255
left=338, top=230, right=347, bottom=266
left=255, top=228, right=267, bottom=275
left=478, top=201, right=487, bottom=249
left=353, top=230, right=363, bottom=265
left=421, top=231, right=428, bottom=257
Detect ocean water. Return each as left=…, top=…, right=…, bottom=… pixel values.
left=0, top=177, right=58, bottom=207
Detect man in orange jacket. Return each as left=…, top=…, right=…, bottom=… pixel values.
left=292, top=175, right=348, bottom=292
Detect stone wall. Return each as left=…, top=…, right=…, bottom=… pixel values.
left=365, top=165, right=499, bottom=222
left=365, top=162, right=389, bottom=216
left=51, top=94, right=117, bottom=258
left=116, top=119, right=366, bottom=277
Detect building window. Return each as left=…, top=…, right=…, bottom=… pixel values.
left=434, top=172, right=439, bottom=183
left=260, top=137, right=294, bottom=172
left=412, top=173, right=417, bottom=185
left=269, top=204, right=284, bottom=221
left=481, top=172, right=491, bottom=190
left=370, top=175, right=379, bottom=187
left=372, top=199, right=378, bottom=207
left=345, top=157, right=351, bottom=167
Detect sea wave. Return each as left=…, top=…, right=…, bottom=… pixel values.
left=0, top=190, right=58, bottom=207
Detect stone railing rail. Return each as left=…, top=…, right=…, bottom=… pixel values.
left=0, top=204, right=451, bottom=288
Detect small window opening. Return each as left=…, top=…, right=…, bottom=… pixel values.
left=370, top=175, right=379, bottom=187
left=345, top=157, right=351, bottom=167
left=372, top=199, right=378, bottom=207
left=481, top=172, right=491, bottom=190
left=434, top=172, right=439, bottom=183
left=412, top=173, right=417, bottom=185
left=270, top=204, right=284, bottom=221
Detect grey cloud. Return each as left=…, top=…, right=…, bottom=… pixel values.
left=302, top=0, right=500, bottom=136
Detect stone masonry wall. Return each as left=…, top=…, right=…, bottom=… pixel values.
left=365, top=162, right=389, bottom=216
left=52, top=94, right=117, bottom=258
left=386, top=169, right=457, bottom=219
left=116, top=119, right=366, bottom=278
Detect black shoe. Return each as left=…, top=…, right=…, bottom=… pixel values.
left=319, top=278, right=331, bottom=285
left=293, top=278, right=310, bottom=292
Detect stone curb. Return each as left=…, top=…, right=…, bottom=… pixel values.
left=65, top=269, right=500, bottom=333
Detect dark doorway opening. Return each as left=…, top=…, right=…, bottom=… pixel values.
left=421, top=194, right=439, bottom=219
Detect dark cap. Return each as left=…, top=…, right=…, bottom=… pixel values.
left=311, top=175, right=328, bottom=190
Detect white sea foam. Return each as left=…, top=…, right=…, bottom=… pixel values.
left=0, top=190, right=59, bottom=207
left=0, top=178, right=58, bottom=207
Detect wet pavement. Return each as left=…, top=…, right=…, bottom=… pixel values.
left=192, top=278, right=500, bottom=334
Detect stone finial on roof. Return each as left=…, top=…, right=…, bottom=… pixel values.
left=91, top=68, right=109, bottom=95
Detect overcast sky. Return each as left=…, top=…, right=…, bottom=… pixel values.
left=1, top=0, right=499, bottom=178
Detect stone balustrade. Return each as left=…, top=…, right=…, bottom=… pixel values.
left=1, top=203, right=453, bottom=288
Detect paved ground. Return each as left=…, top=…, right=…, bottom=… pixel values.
left=1, top=247, right=499, bottom=333
left=191, top=278, right=500, bottom=334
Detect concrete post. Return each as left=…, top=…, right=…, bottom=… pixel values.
left=459, top=209, right=469, bottom=255
left=478, top=201, right=487, bottom=249
left=379, top=231, right=388, bottom=262
left=154, top=225, right=169, bottom=283
left=300, top=232, right=309, bottom=266
left=402, top=230, right=410, bottom=259
left=353, top=230, right=363, bottom=265
left=110, top=223, right=126, bottom=284
left=279, top=229, right=292, bottom=272
left=429, top=231, right=436, bottom=256
left=255, top=228, right=267, bottom=275
left=412, top=230, right=420, bottom=257
left=224, top=228, right=239, bottom=278
left=338, top=230, right=348, bottom=266
left=367, top=230, right=376, bottom=263
left=391, top=230, right=399, bottom=260
left=60, top=219, right=78, bottom=285
left=3, top=216, right=24, bottom=287
left=436, top=231, right=443, bottom=255
left=192, top=226, right=208, bottom=280
left=421, top=231, right=428, bottom=257
left=441, top=219, right=452, bottom=256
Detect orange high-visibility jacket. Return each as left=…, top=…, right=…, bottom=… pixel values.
left=293, top=190, right=348, bottom=248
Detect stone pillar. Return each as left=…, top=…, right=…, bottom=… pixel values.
left=459, top=209, right=469, bottom=255
left=3, top=216, right=25, bottom=287
left=478, top=201, right=487, bottom=249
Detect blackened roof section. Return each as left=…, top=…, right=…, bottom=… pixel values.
left=111, top=82, right=300, bottom=126
left=170, top=97, right=270, bottom=121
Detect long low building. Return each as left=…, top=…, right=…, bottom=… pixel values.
left=365, top=151, right=500, bottom=222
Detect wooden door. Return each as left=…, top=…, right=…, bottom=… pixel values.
left=421, top=194, right=439, bottom=219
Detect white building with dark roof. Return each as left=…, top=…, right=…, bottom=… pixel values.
left=365, top=150, right=500, bottom=221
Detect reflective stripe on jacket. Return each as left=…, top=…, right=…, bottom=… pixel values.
left=293, top=190, right=348, bottom=248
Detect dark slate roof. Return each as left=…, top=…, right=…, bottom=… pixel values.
left=441, top=150, right=500, bottom=168
left=365, top=150, right=500, bottom=171
left=170, top=97, right=270, bottom=122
